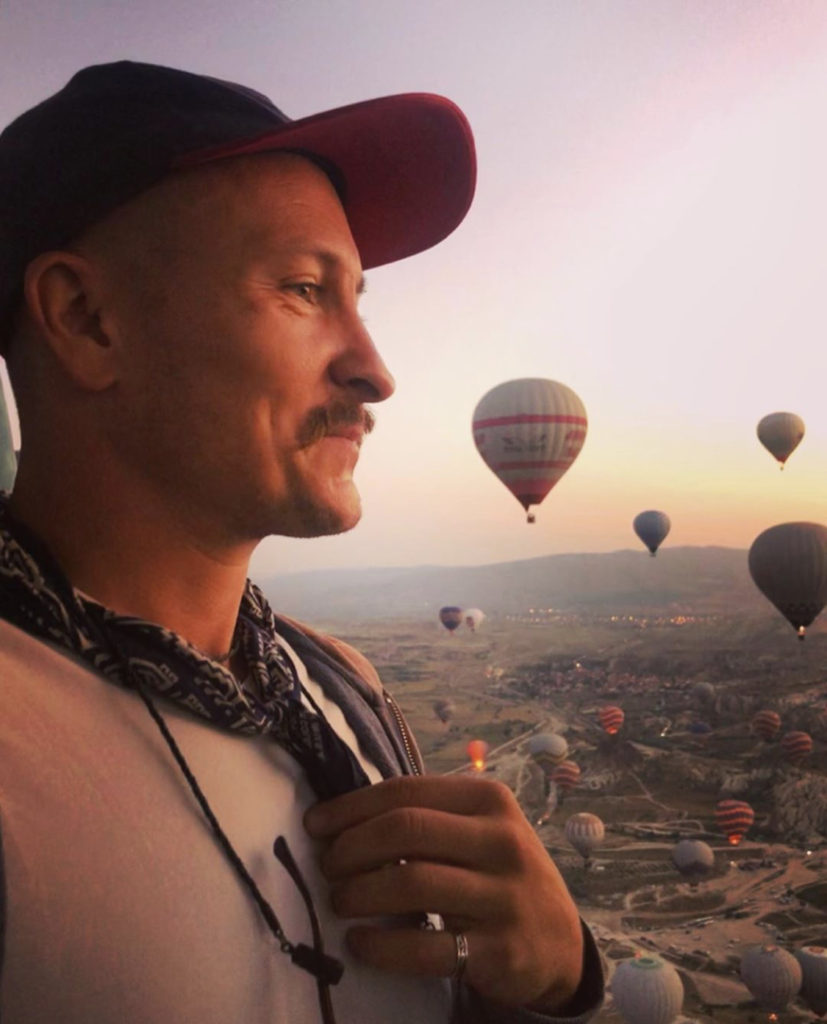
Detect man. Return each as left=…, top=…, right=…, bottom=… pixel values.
left=0, top=62, right=603, bottom=1022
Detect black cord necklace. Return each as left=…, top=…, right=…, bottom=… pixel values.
left=134, top=680, right=343, bottom=1023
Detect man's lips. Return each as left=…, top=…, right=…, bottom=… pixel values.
left=325, top=426, right=364, bottom=447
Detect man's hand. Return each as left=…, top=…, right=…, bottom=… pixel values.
left=304, top=775, right=583, bottom=1011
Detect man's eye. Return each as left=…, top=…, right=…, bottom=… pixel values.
left=287, top=282, right=321, bottom=303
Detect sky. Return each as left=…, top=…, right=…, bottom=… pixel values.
left=3, top=0, right=827, bottom=576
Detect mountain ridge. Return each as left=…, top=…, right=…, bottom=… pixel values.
left=260, top=545, right=766, bottom=622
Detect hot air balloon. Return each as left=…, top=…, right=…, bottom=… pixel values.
left=432, top=699, right=456, bottom=724
left=464, top=608, right=485, bottom=632
left=551, top=760, right=580, bottom=795
left=671, top=839, right=714, bottom=888
left=472, top=378, right=587, bottom=524
left=633, top=510, right=671, bottom=557
left=740, top=945, right=802, bottom=1015
left=748, top=523, right=827, bottom=639
left=527, top=733, right=568, bottom=773
left=467, top=739, right=488, bottom=772
left=795, top=946, right=827, bottom=1017
left=715, top=799, right=754, bottom=845
left=0, top=381, right=16, bottom=492
left=598, top=705, right=624, bottom=736
left=564, top=812, right=604, bottom=864
left=781, top=730, right=813, bottom=766
left=611, top=955, right=684, bottom=1024
left=757, top=412, right=805, bottom=469
left=752, top=709, right=782, bottom=742
left=439, top=606, right=463, bottom=633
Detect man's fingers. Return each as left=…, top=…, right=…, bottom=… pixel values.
left=345, top=925, right=467, bottom=978
left=346, top=924, right=540, bottom=1005
left=305, top=773, right=589, bottom=1008
left=319, top=805, right=518, bottom=880
left=304, top=774, right=514, bottom=839
left=330, top=860, right=499, bottom=920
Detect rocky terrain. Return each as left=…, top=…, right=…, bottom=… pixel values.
left=329, top=611, right=827, bottom=1021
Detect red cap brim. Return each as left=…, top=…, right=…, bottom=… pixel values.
left=177, top=93, right=476, bottom=270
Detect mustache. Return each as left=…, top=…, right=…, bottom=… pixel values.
left=296, top=401, right=376, bottom=448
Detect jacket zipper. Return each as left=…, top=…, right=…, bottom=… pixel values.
left=383, top=691, right=421, bottom=776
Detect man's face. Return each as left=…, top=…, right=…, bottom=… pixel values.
left=94, top=153, right=395, bottom=544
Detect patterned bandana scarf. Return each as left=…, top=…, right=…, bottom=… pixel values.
left=0, top=495, right=370, bottom=800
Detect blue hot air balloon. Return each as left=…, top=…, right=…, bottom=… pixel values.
left=633, top=510, right=671, bottom=556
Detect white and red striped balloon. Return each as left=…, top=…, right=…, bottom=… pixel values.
left=565, top=812, right=605, bottom=861
left=715, top=799, right=754, bottom=845
left=551, top=760, right=581, bottom=793
left=599, top=705, right=625, bottom=736
left=752, top=709, right=781, bottom=742
left=472, top=378, right=587, bottom=524
left=781, top=730, right=813, bottom=766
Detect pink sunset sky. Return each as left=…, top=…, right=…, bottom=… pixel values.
left=2, top=0, right=827, bottom=575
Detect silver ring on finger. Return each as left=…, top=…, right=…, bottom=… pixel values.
left=452, top=931, right=470, bottom=983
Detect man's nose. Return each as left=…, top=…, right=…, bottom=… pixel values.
left=331, top=316, right=396, bottom=403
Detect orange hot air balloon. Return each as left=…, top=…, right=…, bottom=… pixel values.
left=781, top=730, right=813, bottom=766
left=467, top=739, right=489, bottom=772
left=551, top=760, right=580, bottom=793
left=715, top=798, right=754, bottom=845
left=752, top=709, right=781, bottom=742
left=598, top=705, right=624, bottom=736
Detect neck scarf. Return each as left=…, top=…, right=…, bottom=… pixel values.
left=0, top=495, right=370, bottom=800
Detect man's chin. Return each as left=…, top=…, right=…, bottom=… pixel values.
left=274, top=489, right=362, bottom=539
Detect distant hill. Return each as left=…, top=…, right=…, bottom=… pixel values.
left=260, top=546, right=767, bottom=622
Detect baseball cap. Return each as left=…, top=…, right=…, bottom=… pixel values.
left=0, top=60, right=476, bottom=351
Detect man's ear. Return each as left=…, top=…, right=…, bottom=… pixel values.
left=22, top=250, right=118, bottom=390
